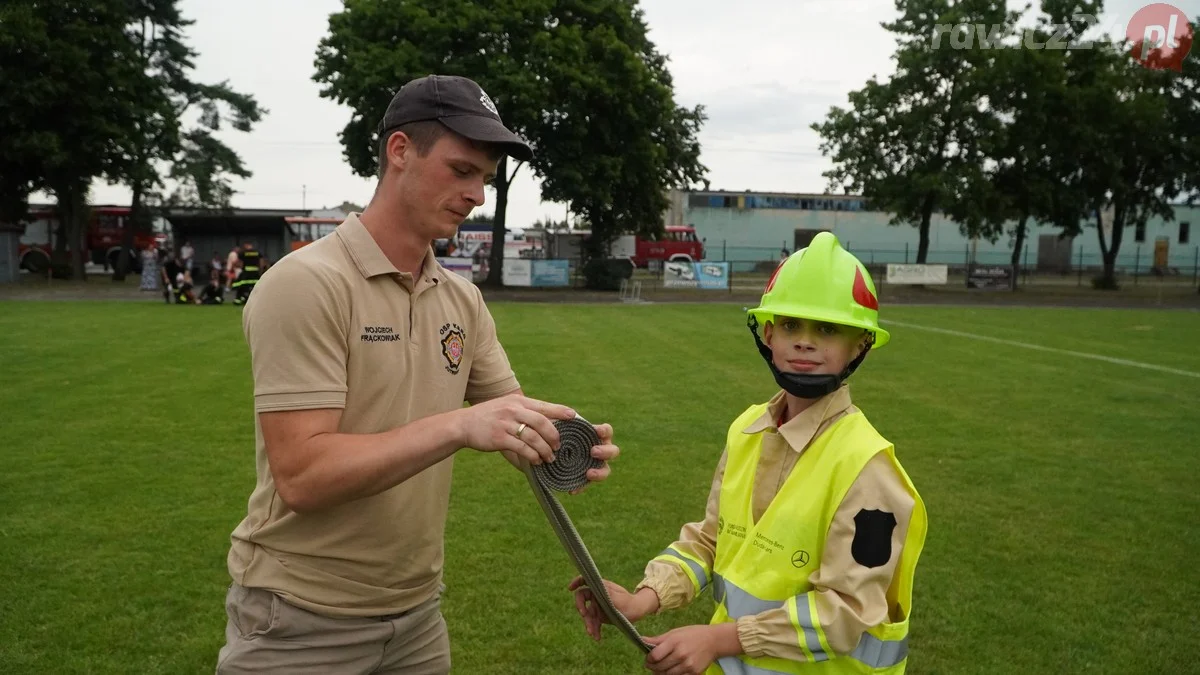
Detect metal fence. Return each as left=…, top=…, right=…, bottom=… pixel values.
left=700, top=241, right=1200, bottom=288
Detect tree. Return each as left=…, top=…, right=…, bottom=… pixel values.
left=812, top=0, right=1015, bottom=264
left=0, top=0, right=261, bottom=280
left=1045, top=24, right=1197, bottom=289
left=533, top=1, right=706, bottom=286
left=110, top=0, right=264, bottom=280
left=951, top=0, right=1098, bottom=279
left=312, top=0, right=705, bottom=288
left=0, top=0, right=146, bottom=279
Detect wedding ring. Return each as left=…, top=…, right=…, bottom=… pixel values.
left=515, top=422, right=528, bottom=437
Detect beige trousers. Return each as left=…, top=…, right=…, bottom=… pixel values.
left=215, top=583, right=451, bottom=674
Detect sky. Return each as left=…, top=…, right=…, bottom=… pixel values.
left=62, top=0, right=1184, bottom=227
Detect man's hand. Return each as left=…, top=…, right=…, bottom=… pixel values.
left=568, top=577, right=659, bottom=640
left=476, top=391, right=619, bottom=488
left=455, top=395, right=575, bottom=466
left=643, top=624, right=743, bottom=675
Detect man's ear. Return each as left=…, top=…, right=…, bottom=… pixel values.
left=386, top=131, right=412, bottom=173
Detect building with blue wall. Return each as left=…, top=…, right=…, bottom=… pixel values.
left=664, top=189, right=1199, bottom=275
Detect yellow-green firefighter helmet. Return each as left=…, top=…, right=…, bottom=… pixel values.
left=747, top=232, right=890, bottom=348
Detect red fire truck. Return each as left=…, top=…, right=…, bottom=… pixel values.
left=611, top=225, right=706, bottom=268
left=17, top=204, right=165, bottom=274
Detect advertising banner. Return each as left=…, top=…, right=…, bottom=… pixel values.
left=531, top=259, right=570, bottom=287
left=966, top=264, right=1016, bottom=290
left=663, top=261, right=729, bottom=290
left=886, top=263, right=948, bottom=285
left=502, top=258, right=532, bottom=287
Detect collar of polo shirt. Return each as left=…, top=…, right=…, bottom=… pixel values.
left=336, top=213, right=443, bottom=286
left=740, top=386, right=853, bottom=455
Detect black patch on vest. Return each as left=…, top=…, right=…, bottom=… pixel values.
left=851, top=509, right=896, bottom=568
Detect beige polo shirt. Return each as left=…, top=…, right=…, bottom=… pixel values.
left=227, top=213, right=521, bottom=618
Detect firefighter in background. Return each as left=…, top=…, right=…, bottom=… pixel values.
left=232, top=241, right=263, bottom=305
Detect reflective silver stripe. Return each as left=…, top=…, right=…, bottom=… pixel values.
left=793, top=594, right=830, bottom=662
left=712, top=573, right=785, bottom=618
left=661, top=549, right=710, bottom=590
left=712, top=574, right=907, bottom=670
left=851, top=632, right=908, bottom=668
left=716, top=656, right=795, bottom=675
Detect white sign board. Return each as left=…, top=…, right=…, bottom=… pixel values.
left=886, top=264, right=948, bottom=285
left=610, top=235, right=636, bottom=259
left=436, top=257, right=474, bottom=282
left=502, top=258, right=532, bottom=287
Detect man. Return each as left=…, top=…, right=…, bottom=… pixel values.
left=230, top=242, right=262, bottom=306
left=160, top=254, right=183, bottom=304
left=216, top=74, right=620, bottom=674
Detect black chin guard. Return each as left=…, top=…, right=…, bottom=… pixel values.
left=747, top=315, right=873, bottom=399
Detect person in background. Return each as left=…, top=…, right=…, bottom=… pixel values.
left=181, top=240, right=195, bottom=274
left=161, top=254, right=183, bottom=304
left=226, top=246, right=241, bottom=292
left=210, top=251, right=225, bottom=280
left=231, top=241, right=263, bottom=306
left=175, top=267, right=196, bottom=304
left=140, top=243, right=160, bottom=292
left=198, top=270, right=225, bottom=305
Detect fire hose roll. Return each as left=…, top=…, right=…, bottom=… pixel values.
left=522, top=415, right=653, bottom=654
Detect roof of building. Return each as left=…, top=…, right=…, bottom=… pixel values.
left=163, top=207, right=312, bottom=235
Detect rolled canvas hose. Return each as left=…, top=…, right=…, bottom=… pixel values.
left=522, top=415, right=653, bottom=654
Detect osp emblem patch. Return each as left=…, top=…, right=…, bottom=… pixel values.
left=440, top=322, right=466, bottom=374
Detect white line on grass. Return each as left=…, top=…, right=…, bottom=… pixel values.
left=883, top=320, right=1200, bottom=379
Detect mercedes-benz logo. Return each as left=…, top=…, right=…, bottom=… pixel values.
left=791, top=550, right=810, bottom=568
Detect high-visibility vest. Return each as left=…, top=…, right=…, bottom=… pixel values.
left=233, top=249, right=261, bottom=287
left=241, top=249, right=260, bottom=273
left=701, top=403, right=928, bottom=675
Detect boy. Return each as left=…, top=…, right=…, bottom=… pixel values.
left=570, top=233, right=927, bottom=674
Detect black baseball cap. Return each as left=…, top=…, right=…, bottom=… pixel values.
left=376, top=75, right=533, bottom=162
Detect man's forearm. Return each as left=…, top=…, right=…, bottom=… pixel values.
left=278, top=408, right=466, bottom=513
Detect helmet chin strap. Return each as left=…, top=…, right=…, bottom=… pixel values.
left=747, top=316, right=873, bottom=400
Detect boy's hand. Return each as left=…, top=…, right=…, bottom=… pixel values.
left=569, top=423, right=620, bottom=495
left=643, top=624, right=742, bottom=674
left=567, top=577, right=658, bottom=640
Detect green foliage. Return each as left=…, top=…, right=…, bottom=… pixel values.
left=0, top=0, right=264, bottom=280
left=121, top=3, right=265, bottom=228
left=812, top=0, right=1199, bottom=282
left=812, top=0, right=1016, bottom=264
left=948, top=2, right=1097, bottom=271
left=1045, top=21, right=1198, bottom=288
left=0, top=0, right=147, bottom=277
left=312, top=0, right=706, bottom=288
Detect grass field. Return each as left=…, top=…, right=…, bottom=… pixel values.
left=2, top=301, right=1198, bottom=675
